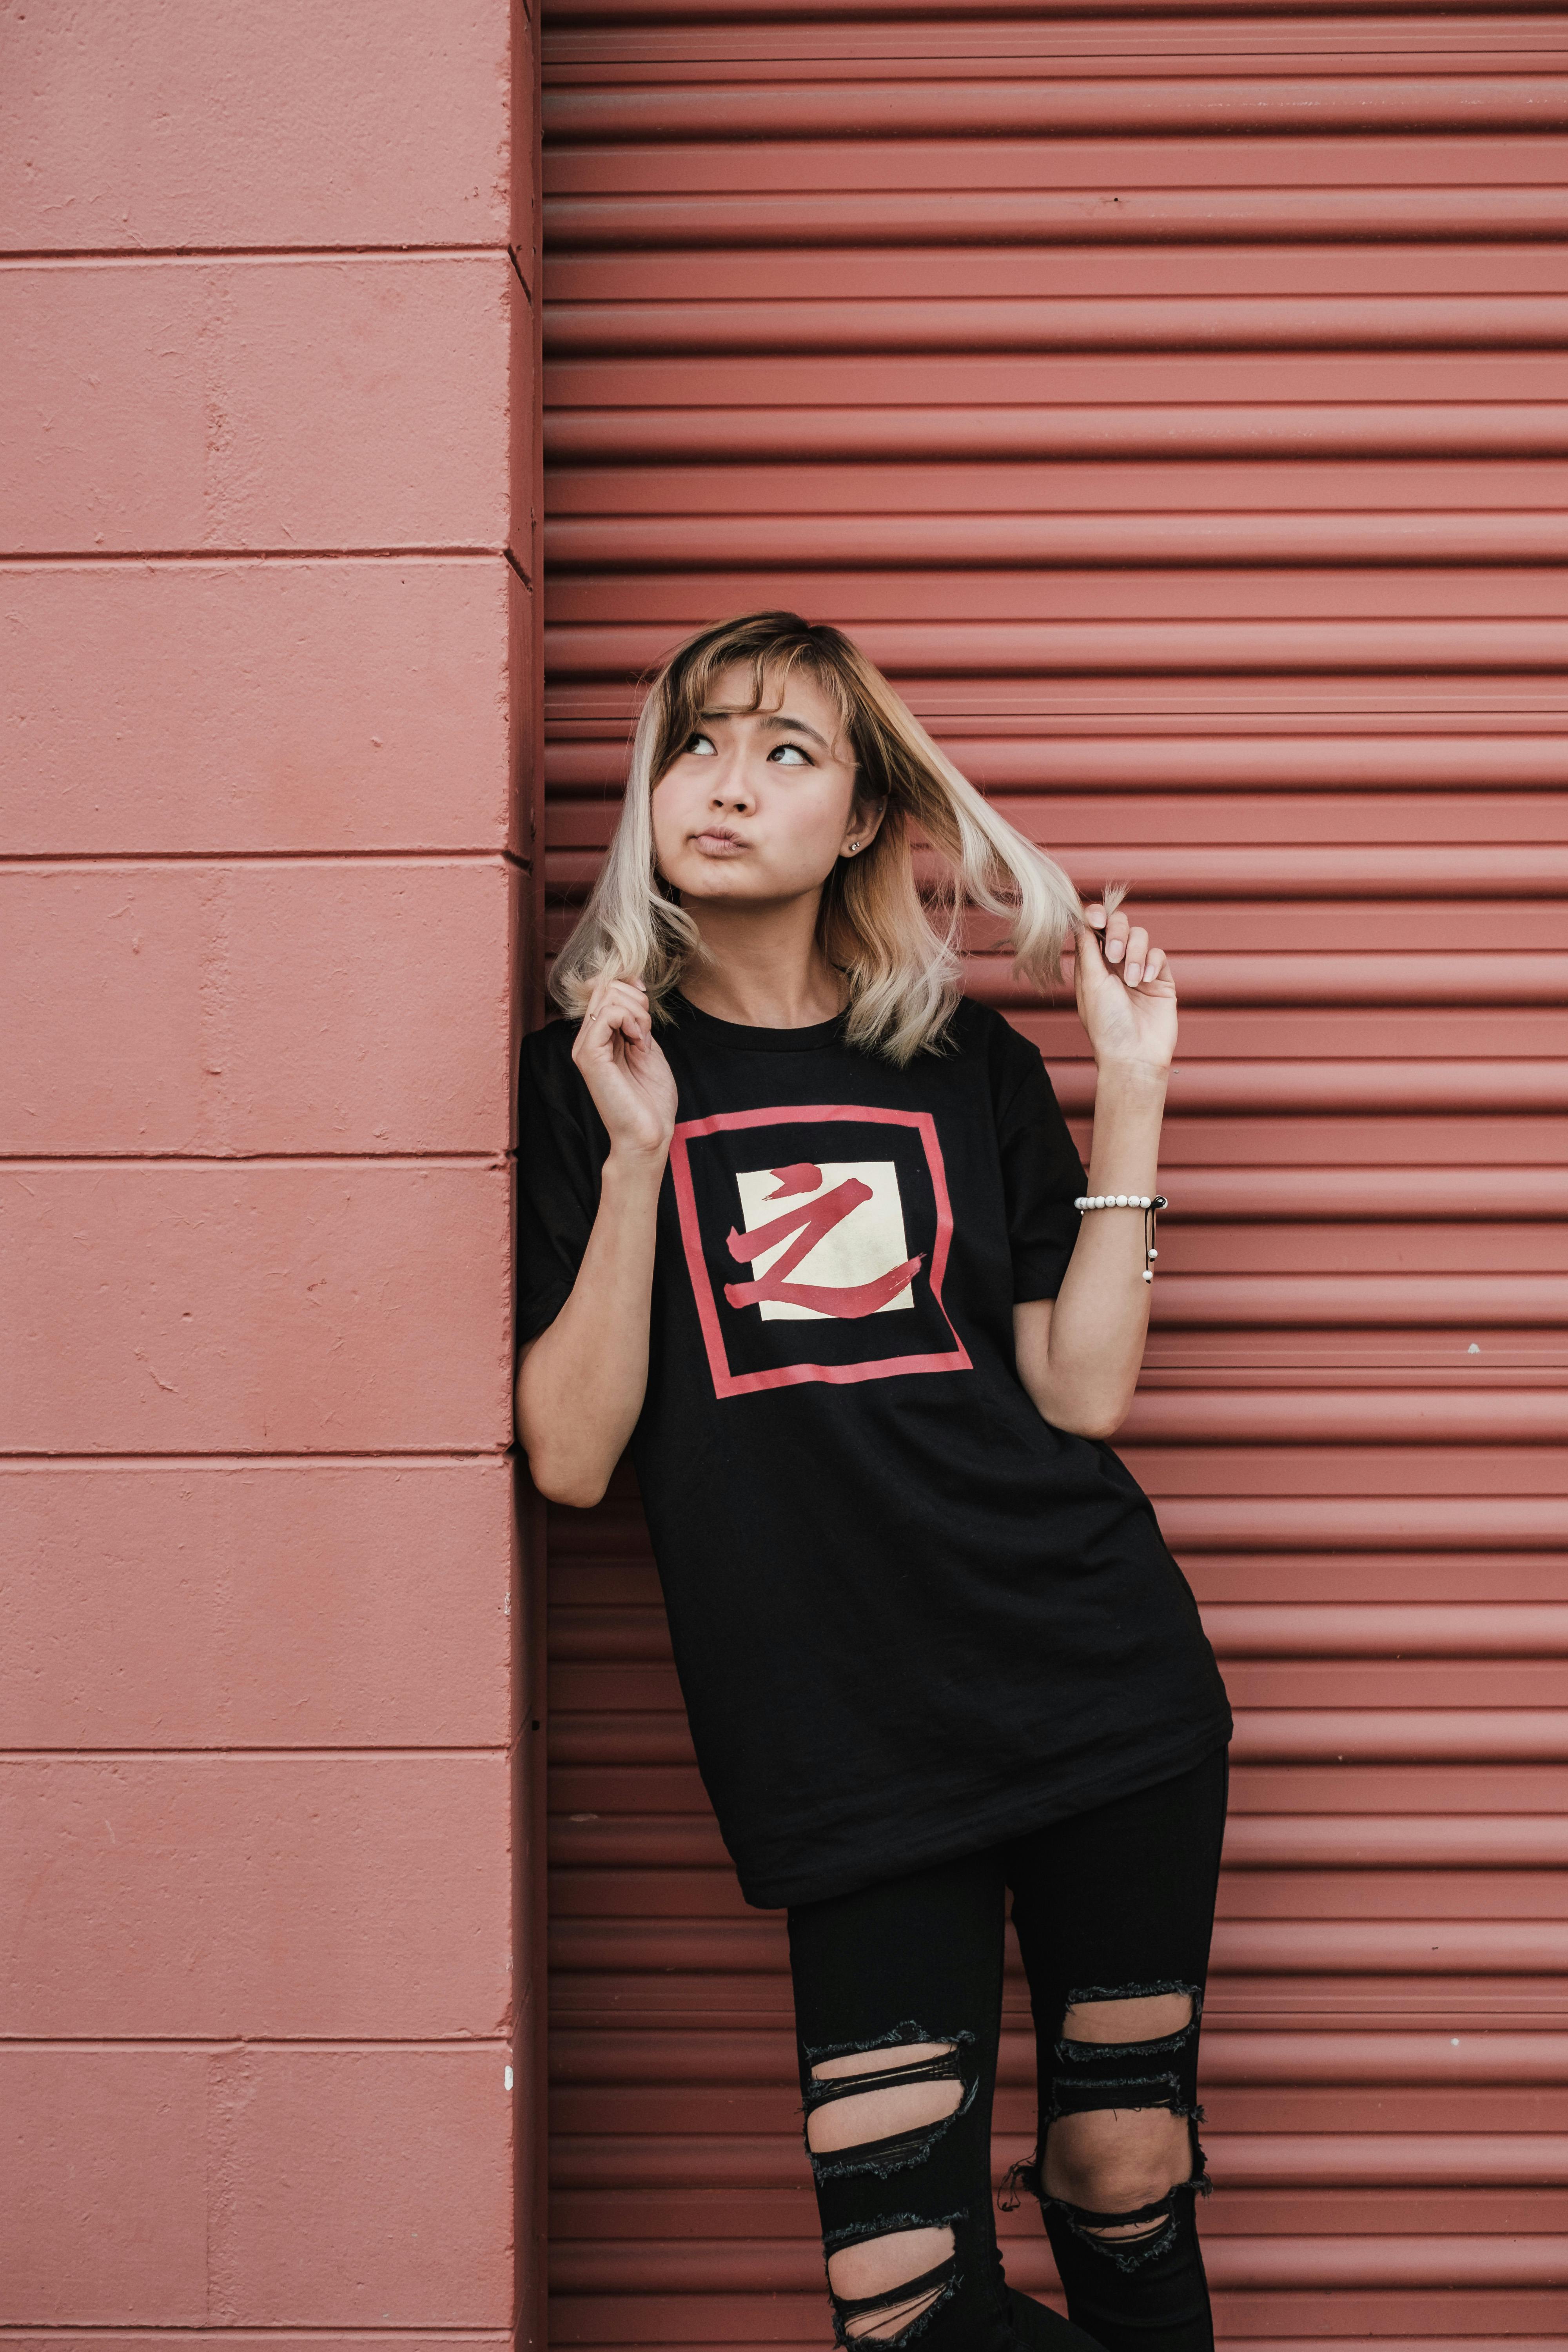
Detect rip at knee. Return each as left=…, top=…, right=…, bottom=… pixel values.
left=804, top=2024, right=973, bottom=2181
left=826, top=2218, right=958, bottom=2345
left=1037, top=2120, right=1208, bottom=2275
left=1002, top=1982, right=1210, bottom=2271
left=1044, top=2106, right=1193, bottom=2240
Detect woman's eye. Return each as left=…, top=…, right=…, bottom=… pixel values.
left=685, top=731, right=717, bottom=757
left=769, top=742, right=811, bottom=765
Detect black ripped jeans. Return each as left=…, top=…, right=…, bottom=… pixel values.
left=787, top=1746, right=1230, bottom=2352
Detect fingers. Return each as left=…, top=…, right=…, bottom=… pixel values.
left=576, top=974, right=653, bottom=1056
left=586, top=975, right=650, bottom=1027
left=1077, top=905, right=1169, bottom=993
left=1081, top=894, right=1152, bottom=978
left=1081, top=902, right=1136, bottom=962
left=1076, top=905, right=1107, bottom=968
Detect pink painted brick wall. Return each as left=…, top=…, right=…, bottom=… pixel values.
left=0, top=2, right=537, bottom=2342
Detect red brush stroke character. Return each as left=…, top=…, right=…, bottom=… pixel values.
left=724, top=1164, right=921, bottom=1319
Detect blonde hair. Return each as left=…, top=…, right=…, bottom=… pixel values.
left=550, top=611, right=1108, bottom=1065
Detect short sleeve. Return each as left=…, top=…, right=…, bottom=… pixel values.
left=515, top=1020, right=608, bottom=1345
left=995, top=1033, right=1088, bottom=1303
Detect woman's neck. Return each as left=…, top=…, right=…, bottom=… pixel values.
left=678, top=897, right=845, bottom=1030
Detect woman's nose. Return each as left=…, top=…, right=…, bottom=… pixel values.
left=710, top=760, right=755, bottom=810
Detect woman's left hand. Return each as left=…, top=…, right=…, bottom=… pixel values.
left=1070, top=899, right=1177, bottom=1072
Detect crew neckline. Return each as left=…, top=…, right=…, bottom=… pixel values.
left=673, top=992, right=846, bottom=1053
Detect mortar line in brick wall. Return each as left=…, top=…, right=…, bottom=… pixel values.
left=0, top=1747, right=514, bottom=1760
left=0, top=1152, right=507, bottom=1168
left=0, top=245, right=508, bottom=267
left=0, top=548, right=511, bottom=566
left=0, top=1452, right=512, bottom=1467
left=0, top=2038, right=515, bottom=2052
left=4, top=855, right=517, bottom=874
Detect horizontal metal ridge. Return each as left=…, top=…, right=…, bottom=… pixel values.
left=546, top=2024, right=1568, bottom=2084
left=550, top=1916, right=1568, bottom=1975
left=543, top=10, right=1568, bottom=50
left=544, top=403, right=1568, bottom=467
left=546, top=2229, right=1568, bottom=2291
left=976, top=951, right=1568, bottom=1005
left=545, top=509, right=1568, bottom=567
left=545, top=187, right=1568, bottom=247
left=548, top=1710, right=1568, bottom=1767
left=544, top=736, right=1568, bottom=789
left=548, top=844, right=1568, bottom=897
left=1044, top=1062, right=1568, bottom=1112
left=545, top=613, right=1568, bottom=671
left=549, top=1599, right=1568, bottom=1665
left=1131, top=1383, right=1568, bottom=1425
left=546, top=294, right=1568, bottom=356
left=548, top=2127, right=1568, bottom=2188
left=544, top=78, right=1568, bottom=143
left=548, top=1810, right=1568, bottom=1869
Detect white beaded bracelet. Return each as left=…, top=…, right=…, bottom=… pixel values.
left=1074, top=1192, right=1169, bottom=1283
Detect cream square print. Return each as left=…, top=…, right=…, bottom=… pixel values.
left=732, top=1160, right=916, bottom=1321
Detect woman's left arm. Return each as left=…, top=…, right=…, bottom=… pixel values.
left=1013, top=900, right=1176, bottom=1440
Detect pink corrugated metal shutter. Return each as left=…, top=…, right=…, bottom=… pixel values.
left=539, top=8, right=1568, bottom=2345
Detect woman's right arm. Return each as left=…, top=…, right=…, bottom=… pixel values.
left=514, top=977, right=677, bottom=1508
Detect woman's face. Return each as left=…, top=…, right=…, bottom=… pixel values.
left=650, top=662, right=880, bottom=907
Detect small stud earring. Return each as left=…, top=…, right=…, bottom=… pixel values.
left=849, top=841, right=859, bottom=853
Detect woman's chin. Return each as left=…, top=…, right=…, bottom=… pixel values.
left=661, top=855, right=826, bottom=916
left=668, top=861, right=764, bottom=902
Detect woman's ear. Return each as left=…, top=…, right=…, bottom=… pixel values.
left=840, top=798, right=887, bottom=859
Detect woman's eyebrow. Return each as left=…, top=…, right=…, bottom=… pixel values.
left=698, top=706, right=832, bottom=751
left=762, top=712, right=828, bottom=747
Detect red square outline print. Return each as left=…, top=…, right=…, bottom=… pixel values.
left=670, top=1103, right=973, bottom=1399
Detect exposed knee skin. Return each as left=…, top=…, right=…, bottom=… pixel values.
left=1044, top=2107, right=1193, bottom=2235
left=808, top=2041, right=962, bottom=2155
left=1044, top=1993, right=1198, bottom=2238
left=828, top=2223, right=956, bottom=2339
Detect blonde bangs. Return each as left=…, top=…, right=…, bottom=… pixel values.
left=549, top=612, right=1100, bottom=1065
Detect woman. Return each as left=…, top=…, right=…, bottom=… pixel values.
left=515, top=612, right=1232, bottom=2352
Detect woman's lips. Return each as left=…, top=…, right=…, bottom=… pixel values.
left=692, top=829, right=747, bottom=855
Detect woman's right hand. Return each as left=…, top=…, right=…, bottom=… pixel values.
left=571, top=974, right=678, bottom=1160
